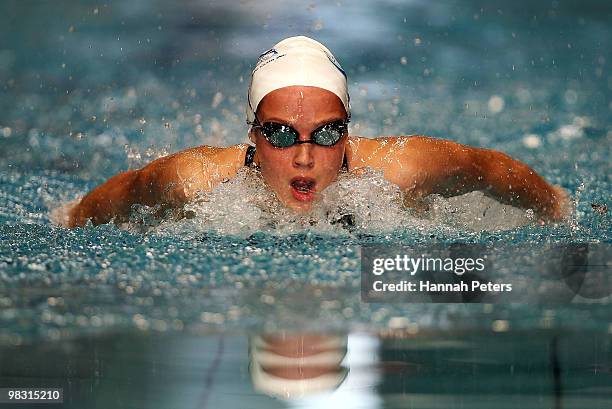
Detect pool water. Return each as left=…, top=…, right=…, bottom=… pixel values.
left=1, top=330, right=611, bottom=408
left=0, top=0, right=610, bottom=407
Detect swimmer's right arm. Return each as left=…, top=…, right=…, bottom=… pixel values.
left=349, top=136, right=570, bottom=222
left=66, top=145, right=248, bottom=228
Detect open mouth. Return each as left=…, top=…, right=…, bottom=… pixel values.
left=290, top=177, right=316, bottom=202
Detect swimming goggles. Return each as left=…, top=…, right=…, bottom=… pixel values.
left=248, top=117, right=348, bottom=148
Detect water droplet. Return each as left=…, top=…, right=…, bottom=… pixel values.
left=492, top=319, right=510, bottom=332
left=564, top=89, right=578, bottom=104
left=487, top=95, right=505, bottom=114
left=522, top=134, right=542, bottom=148
left=211, top=91, right=224, bottom=108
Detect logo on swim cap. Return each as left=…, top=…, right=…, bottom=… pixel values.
left=253, top=48, right=285, bottom=74
left=258, top=48, right=278, bottom=62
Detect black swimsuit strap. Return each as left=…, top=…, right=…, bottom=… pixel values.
left=244, top=145, right=256, bottom=167
left=244, top=145, right=349, bottom=171
left=341, top=151, right=349, bottom=171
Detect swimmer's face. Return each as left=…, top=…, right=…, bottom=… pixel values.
left=250, top=86, right=348, bottom=212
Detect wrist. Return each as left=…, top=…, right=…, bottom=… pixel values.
left=547, top=185, right=572, bottom=221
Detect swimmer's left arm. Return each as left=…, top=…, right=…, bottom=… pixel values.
left=469, top=144, right=570, bottom=221
left=377, top=136, right=570, bottom=221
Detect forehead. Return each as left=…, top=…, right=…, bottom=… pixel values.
left=256, top=86, right=347, bottom=121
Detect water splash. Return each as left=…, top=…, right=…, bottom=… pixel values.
left=115, top=167, right=537, bottom=237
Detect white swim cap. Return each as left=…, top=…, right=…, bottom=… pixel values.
left=247, top=36, right=350, bottom=123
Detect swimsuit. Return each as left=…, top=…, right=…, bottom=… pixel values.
left=245, top=145, right=257, bottom=167
left=244, top=145, right=349, bottom=171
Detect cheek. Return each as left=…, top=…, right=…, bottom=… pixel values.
left=259, top=149, right=291, bottom=182
left=317, top=149, right=344, bottom=174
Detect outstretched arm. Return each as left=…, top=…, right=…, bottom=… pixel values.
left=465, top=143, right=569, bottom=221
left=67, top=145, right=247, bottom=227
left=350, top=136, right=569, bottom=221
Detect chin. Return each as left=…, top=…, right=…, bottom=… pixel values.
left=286, top=201, right=314, bottom=213
left=279, top=193, right=315, bottom=213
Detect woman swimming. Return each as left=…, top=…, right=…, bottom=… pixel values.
left=66, top=36, right=569, bottom=228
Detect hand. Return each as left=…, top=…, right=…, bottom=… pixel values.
left=549, top=184, right=572, bottom=222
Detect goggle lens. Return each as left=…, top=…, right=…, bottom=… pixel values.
left=264, top=124, right=298, bottom=148
left=256, top=121, right=347, bottom=148
left=312, top=123, right=345, bottom=146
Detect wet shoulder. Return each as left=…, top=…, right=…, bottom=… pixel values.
left=142, top=144, right=250, bottom=200
left=174, top=144, right=249, bottom=165
left=172, top=143, right=251, bottom=183
left=346, top=135, right=424, bottom=169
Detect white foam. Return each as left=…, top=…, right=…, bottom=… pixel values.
left=425, top=191, right=532, bottom=231
left=147, top=167, right=531, bottom=236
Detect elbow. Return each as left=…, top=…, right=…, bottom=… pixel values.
left=440, top=147, right=489, bottom=195
left=66, top=169, right=143, bottom=228
left=469, top=150, right=486, bottom=186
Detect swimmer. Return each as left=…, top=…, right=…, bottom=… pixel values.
left=65, top=36, right=570, bottom=228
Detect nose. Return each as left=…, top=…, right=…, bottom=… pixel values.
left=292, top=142, right=315, bottom=169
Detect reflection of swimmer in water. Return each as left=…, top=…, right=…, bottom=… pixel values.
left=249, top=333, right=348, bottom=399
left=65, top=36, right=570, bottom=228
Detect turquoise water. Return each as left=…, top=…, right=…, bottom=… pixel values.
left=0, top=0, right=611, bottom=407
